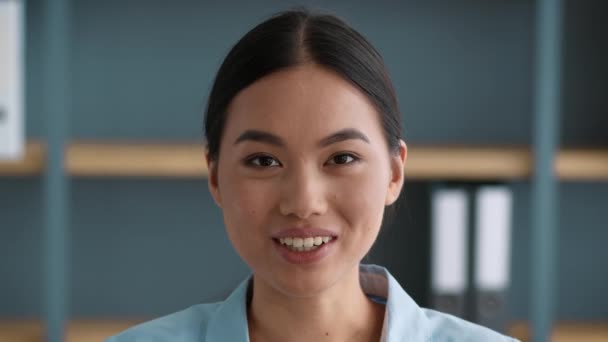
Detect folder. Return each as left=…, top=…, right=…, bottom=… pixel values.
left=431, top=187, right=469, bottom=318
left=0, top=0, right=25, bottom=160
left=473, top=185, right=513, bottom=332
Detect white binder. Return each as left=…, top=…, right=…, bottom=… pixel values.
left=431, top=187, right=469, bottom=317
left=0, top=0, right=25, bottom=160
left=473, top=185, right=513, bottom=332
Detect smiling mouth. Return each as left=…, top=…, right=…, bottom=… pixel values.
left=274, top=236, right=334, bottom=252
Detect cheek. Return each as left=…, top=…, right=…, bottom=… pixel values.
left=220, top=173, right=269, bottom=220
left=218, top=175, right=274, bottom=251
left=334, top=169, right=388, bottom=236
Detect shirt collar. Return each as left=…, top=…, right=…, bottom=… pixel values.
left=204, top=276, right=251, bottom=341
left=205, top=264, right=429, bottom=342
left=359, top=264, right=430, bottom=341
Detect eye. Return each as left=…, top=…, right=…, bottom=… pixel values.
left=245, top=154, right=281, bottom=168
left=327, top=153, right=360, bottom=165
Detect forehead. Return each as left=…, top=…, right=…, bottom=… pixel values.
left=224, top=64, right=383, bottom=142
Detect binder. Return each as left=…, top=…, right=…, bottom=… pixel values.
left=430, top=187, right=469, bottom=318
left=0, top=0, right=25, bottom=160
left=473, top=185, right=513, bottom=332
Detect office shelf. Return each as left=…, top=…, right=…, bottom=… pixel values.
left=4, top=3, right=606, bottom=341
left=405, top=146, right=532, bottom=180
left=2, top=141, right=607, bottom=181
left=0, top=141, right=45, bottom=176
left=66, top=141, right=208, bottom=178
left=1, top=319, right=607, bottom=342
left=508, top=321, right=608, bottom=342
left=0, top=319, right=143, bottom=342
left=0, top=320, right=40, bottom=342
left=556, top=149, right=608, bottom=181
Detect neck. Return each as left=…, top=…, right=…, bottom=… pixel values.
left=247, top=266, right=384, bottom=342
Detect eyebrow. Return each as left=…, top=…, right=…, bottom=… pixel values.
left=318, top=128, right=370, bottom=147
left=233, top=128, right=370, bottom=147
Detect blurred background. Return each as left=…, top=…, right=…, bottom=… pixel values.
left=0, top=0, right=607, bottom=341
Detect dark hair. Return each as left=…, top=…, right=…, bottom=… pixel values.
left=204, top=8, right=402, bottom=162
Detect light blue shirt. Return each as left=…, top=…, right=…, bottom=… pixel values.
left=107, top=264, right=518, bottom=341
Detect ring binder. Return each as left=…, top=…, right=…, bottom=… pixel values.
left=431, top=187, right=469, bottom=318
left=0, top=0, right=25, bottom=160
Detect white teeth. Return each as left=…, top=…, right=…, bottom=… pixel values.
left=303, top=237, right=314, bottom=248
left=278, top=235, right=334, bottom=252
left=293, top=238, right=303, bottom=248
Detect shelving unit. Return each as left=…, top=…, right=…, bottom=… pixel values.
left=3, top=1, right=606, bottom=341
left=1, top=319, right=607, bottom=342
left=555, top=149, right=608, bottom=180
left=508, top=322, right=608, bottom=342
left=0, top=141, right=45, bottom=176
left=66, top=141, right=208, bottom=178
left=1, top=141, right=606, bottom=180
left=0, top=320, right=143, bottom=342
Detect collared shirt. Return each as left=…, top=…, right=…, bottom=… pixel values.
left=106, top=264, right=519, bottom=341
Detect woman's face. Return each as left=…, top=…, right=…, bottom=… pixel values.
left=207, top=64, right=406, bottom=297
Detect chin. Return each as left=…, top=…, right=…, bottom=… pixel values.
left=263, top=267, right=340, bottom=298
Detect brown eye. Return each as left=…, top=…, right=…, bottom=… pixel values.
left=246, top=155, right=281, bottom=167
left=327, top=153, right=359, bottom=165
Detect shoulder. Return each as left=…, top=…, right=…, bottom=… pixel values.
left=105, top=302, right=222, bottom=342
left=421, top=308, right=519, bottom=342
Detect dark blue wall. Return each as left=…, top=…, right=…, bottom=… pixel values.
left=1, top=0, right=606, bottom=323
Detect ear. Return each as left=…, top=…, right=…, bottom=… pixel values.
left=385, top=140, right=407, bottom=206
left=205, top=150, right=222, bottom=208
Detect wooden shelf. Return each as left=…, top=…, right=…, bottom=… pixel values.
left=1, top=141, right=607, bottom=180
left=405, top=146, right=532, bottom=180
left=0, top=320, right=39, bottom=342
left=1, top=319, right=606, bottom=341
left=556, top=148, right=608, bottom=181
left=508, top=321, right=608, bottom=342
left=0, top=141, right=45, bottom=176
left=66, top=141, right=208, bottom=178
left=0, top=319, right=142, bottom=342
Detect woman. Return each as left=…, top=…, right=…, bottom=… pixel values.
left=108, top=9, right=517, bottom=342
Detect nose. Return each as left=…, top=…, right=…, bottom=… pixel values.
left=279, top=166, right=328, bottom=219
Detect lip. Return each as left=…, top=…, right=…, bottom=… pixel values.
left=271, top=227, right=338, bottom=265
left=272, top=237, right=336, bottom=265
left=272, top=227, right=338, bottom=239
